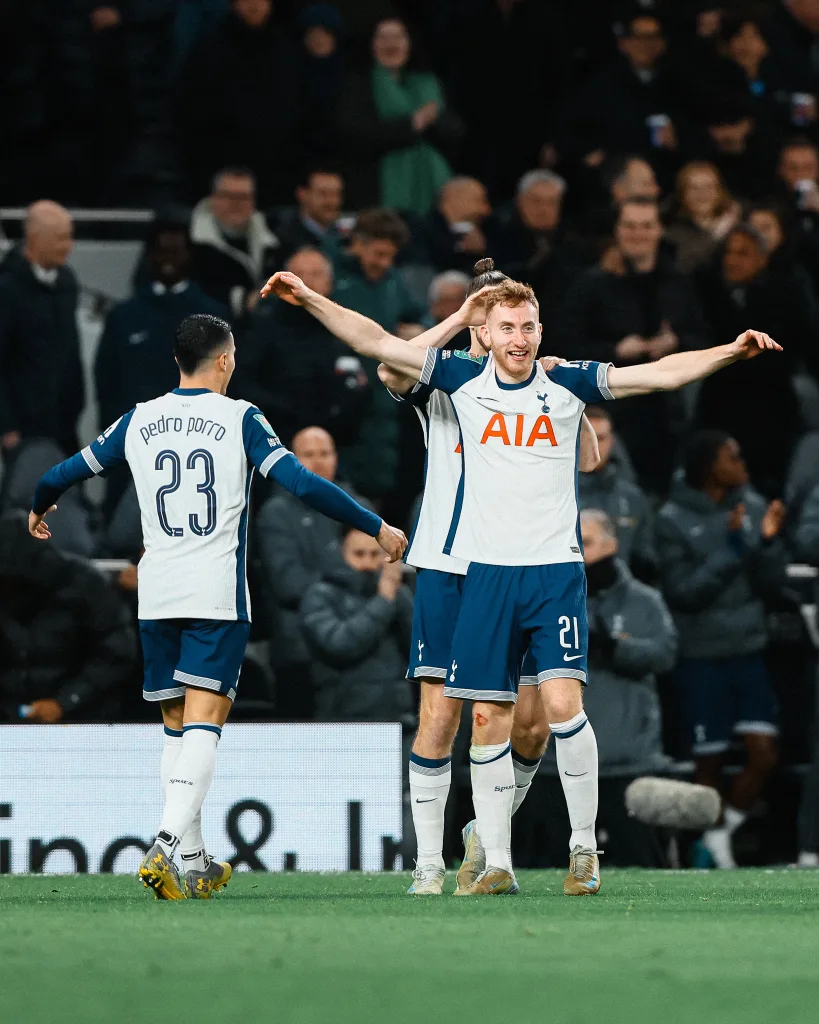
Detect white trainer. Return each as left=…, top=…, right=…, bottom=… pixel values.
left=407, top=863, right=446, bottom=895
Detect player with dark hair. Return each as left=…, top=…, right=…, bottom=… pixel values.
left=28, top=313, right=406, bottom=900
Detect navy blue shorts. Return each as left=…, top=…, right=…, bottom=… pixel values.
left=408, top=568, right=539, bottom=686
left=444, top=562, right=588, bottom=703
left=672, top=654, right=779, bottom=755
left=140, top=618, right=251, bottom=703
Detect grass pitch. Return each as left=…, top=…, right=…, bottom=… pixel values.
left=1, top=870, right=818, bottom=1024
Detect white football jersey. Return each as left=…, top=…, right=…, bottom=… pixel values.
left=419, top=349, right=615, bottom=566
left=81, top=388, right=288, bottom=621
left=400, top=384, right=469, bottom=575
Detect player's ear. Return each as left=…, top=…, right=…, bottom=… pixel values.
left=478, top=324, right=490, bottom=345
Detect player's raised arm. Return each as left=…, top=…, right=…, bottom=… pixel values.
left=260, top=271, right=431, bottom=382
left=29, top=412, right=133, bottom=540
left=605, top=330, right=782, bottom=399
left=242, top=408, right=407, bottom=562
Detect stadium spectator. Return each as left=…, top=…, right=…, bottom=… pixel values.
left=175, top=0, right=303, bottom=204
left=791, top=474, right=819, bottom=865
left=420, top=177, right=491, bottom=273
left=555, top=196, right=711, bottom=493
left=190, top=167, right=281, bottom=316
left=664, top=161, right=741, bottom=272
left=232, top=247, right=369, bottom=447
left=583, top=155, right=662, bottom=252
left=0, top=512, right=136, bottom=724
left=775, top=136, right=819, bottom=292
left=425, top=271, right=470, bottom=329
left=94, top=220, right=228, bottom=433
left=269, top=168, right=345, bottom=263
left=555, top=11, right=681, bottom=169
left=336, top=17, right=461, bottom=214
left=655, top=431, right=787, bottom=868
left=297, top=2, right=344, bottom=158
left=485, top=170, right=590, bottom=327
left=300, top=523, right=413, bottom=724
left=746, top=201, right=818, bottom=306
left=578, top=406, right=655, bottom=577
left=256, top=426, right=369, bottom=721
left=693, top=223, right=819, bottom=495
left=0, top=202, right=83, bottom=463
left=536, top=508, right=675, bottom=867
left=331, top=209, right=425, bottom=498
left=701, top=98, right=778, bottom=200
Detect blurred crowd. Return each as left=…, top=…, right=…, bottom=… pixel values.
left=4, top=0, right=819, bottom=866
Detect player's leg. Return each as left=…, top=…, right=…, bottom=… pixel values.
left=526, top=563, right=600, bottom=894
left=448, top=564, right=522, bottom=895
left=457, top=654, right=550, bottom=891
left=157, top=696, right=210, bottom=878
left=406, top=569, right=465, bottom=893
left=141, top=620, right=249, bottom=899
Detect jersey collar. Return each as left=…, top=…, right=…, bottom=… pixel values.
left=172, top=387, right=213, bottom=396
left=495, top=365, right=537, bottom=390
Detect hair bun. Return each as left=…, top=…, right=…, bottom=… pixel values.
left=473, top=257, right=495, bottom=275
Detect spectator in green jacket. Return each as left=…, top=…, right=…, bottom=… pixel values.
left=332, top=209, right=425, bottom=498
left=656, top=431, right=788, bottom=869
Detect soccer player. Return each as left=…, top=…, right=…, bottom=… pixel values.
left=375, top=259, right=599, bottom=895
left=28, top=313, right=406, bottom=900
left=262, top=269, right=780, bottom=895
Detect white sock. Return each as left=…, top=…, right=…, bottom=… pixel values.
left=511, top=749, right=542, bottom=815
left=161, top=727, right=209, bottom=870
left=551, top=711, right=598, bottom=852
left=470, top=742, right=514, bottom=873
left=157, top=723, right=220, bottom=855
left=723, top=804, right=746, bottom=834
left=408, top=754, right=451, bottom=870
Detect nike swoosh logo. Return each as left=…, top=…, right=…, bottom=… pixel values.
left=564, top=771, right=588, bottom=777
left=415, top=798, right=436, bottom=803
left=563, top=653, right=583, bottom=662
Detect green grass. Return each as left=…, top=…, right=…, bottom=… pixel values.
left=1, top=871, right=818, bottom=1024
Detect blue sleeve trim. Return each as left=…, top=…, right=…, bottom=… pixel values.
left=269, top=453, right=383, bottom=536
left=423, top=348, right=485, bottom=394
left=86, top=408, right=135, bottom=473
left=242, top=405, right=289, bottom=475
left=547, top=361, right=613, bottom=404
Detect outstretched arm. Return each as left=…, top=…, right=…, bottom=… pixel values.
left=606, top=331, right=781, bottom=399
left=260, top=271, right=491, bottom=382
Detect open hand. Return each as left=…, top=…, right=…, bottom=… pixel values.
left=28, top=505, right=56, bottom=540
left=761, top=499, right=786, bottom=541
left=729, top=330, right=782, bottom=361
left=377, top=521, right=408, bottom=563
left=260, top=271, right=313, bottom=305
left=458, top=285, right=497, bottom=327
left=539, top=355, right=567, bottom=372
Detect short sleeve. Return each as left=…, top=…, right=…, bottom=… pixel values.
left=419, top=348, right=487, bottom=395
left=82, top=409, right=134, bottom=474
left=546, top=361, right=614, bottom=403
left=242, top=406, right=291, bottom=477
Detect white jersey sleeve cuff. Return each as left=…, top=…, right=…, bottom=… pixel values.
left=81, top=445, right=104, bottom=474
left=259, top=447, right=289, bottom=477
left=420, top=348, right=436, bottom=386
left=598, top=362, right=615, bottom=401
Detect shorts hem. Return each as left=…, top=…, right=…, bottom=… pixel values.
left=537, top=668, right=587, bottom=684
left=519, top=675, right=539, bottom=686
left=173, top=669, right=223, bottom=691
left=443, top=686, right=517, bottom=703
left=143, top=686, right=186, bottom=702
left=411, top=665, right=448, bottom=680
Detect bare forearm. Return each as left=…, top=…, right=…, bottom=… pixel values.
left=578, top=414, right=600, bottom=471
left=608, top=344, right=734, bottom=398
left=411, top=312, right=468, bottom=351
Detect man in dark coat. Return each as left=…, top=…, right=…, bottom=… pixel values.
left=0, top=513, right=137, bottom=723
left=0, top=202, right=83, bottom=461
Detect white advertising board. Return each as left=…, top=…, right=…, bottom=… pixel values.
left=0, top=723, right=403, bottom=874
